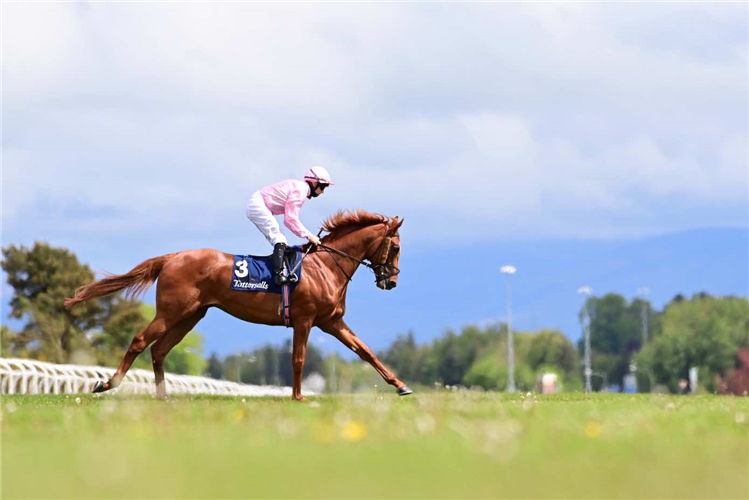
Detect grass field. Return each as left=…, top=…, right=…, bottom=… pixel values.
left=2, top=392, right=747, bottom=499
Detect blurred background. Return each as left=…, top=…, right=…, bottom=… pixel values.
left=2, top=2, right=747, bottom=394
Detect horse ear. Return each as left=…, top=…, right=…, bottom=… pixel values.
left=392, top=218, right=405, bottom=232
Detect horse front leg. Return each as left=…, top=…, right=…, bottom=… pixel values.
left=320, top=318, right=413, bottom=396
left=291, top=318, right=313, bottom=401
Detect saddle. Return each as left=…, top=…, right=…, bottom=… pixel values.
left=229, top=247, right=304, bottom=328
left=229, top=247, right=303, bottom=294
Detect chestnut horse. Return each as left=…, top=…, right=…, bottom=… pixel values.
left=64, top=210, right=412, bottom=400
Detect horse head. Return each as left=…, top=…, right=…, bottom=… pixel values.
left=320, top=209, right=405, bottom=290
left=372, top=216, right=404, bottom=290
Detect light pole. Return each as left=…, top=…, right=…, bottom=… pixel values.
left=578, top=286, right=593, bottom=392
left=636, top=287, right=655, bottom=391
left=637, top=287, right=649, bottom=345
left=501, top=265, right=517, bottom=393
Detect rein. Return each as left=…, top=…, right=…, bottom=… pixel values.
left=319, top=244, right=359, bottom=282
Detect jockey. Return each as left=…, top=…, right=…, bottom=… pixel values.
left=246, top=166, right=334, bottom=285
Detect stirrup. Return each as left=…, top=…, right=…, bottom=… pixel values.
left=287, top=273, right=299, bottom=283
left=274, top=271, right=289, bottom=286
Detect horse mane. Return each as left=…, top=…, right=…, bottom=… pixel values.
left=321, top=209, right=391, bottom=239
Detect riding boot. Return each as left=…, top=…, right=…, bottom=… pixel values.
left=272, top=242, right=289, bottom=286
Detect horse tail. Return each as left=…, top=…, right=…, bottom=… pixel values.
left=64, top=253, right=178, bottom=309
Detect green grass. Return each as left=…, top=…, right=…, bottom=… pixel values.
left=2, top=392, right=747, bottom=499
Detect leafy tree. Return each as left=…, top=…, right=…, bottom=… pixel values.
left=1, top=325, right=15, bottom=356
left=259, top=345, right=281, bottom=385
left=430, top=330, right=463, bottom=386
left=587, top=294, right=641, bottom=353
left=635, top=294, right=749, bottom=392
left=90, top=299, right=150, bottom=367
left=237, top=352, right=261, bottom=383
left=224, top=354, right=242, bottom=383
left=526, top=329, right=578, bottom=376
left=1, top=243, right=206, bottom=374
left=383, top=324, right=576, bottom=391
left=380, top=330, right=426, bottom=383
left=205, top=352, right=225, bottom=379
left=217, top=340, right=325, bottom=386
left=462, top=355, right=536, bottom=391
left=277, top=338, right=324, bottom=386
left=1, top=242, right=143, bottom=364
left=578, top=293, right=654, bottom=388
left=425, top=324, right=503, bottom=386
left=463, top=354, right=503, bottom=390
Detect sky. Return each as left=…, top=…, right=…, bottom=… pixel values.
left=2, top=2, right=747, bottom=358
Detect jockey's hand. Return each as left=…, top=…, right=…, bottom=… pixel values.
left=308, top=235, right=322, bottom=246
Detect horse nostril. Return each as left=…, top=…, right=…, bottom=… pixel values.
left=387, top=281, right=397, bottom=290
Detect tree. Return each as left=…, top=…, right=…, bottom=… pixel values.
left=212, top=340, right=325, bottom=386
left=636, top=294, right=749, bottom=392
left=1, top=325, right=15, bottom=356
left=578, top=293, right=650, bottom=387
left=205, top=352, right=225, bottom=379
left=276, top=339, right=324, bottom=386
left=430, top=330, right=463, bottom=386
left=526, top=329, right=579, bottom=377
left=380, top=330, right=425, bottom=383
left=1, top=242, right=205, bottom=373
left=426, top=324, right=504, bottom=386
left=462, top=354, right=536, bottom=391
left=1, top=242, right=145, bottom=363
left=90, top=298, right=150, bottom=367
left=463, top=354, right=504, bottom=390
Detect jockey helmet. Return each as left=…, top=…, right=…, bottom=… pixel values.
left=304, top=166, right=334, bottom=186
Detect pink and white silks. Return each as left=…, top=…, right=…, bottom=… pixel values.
left=246, top=179, right=315, bottom=246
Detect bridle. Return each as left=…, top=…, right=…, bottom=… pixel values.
left=318, top=234, right=400, bottom=284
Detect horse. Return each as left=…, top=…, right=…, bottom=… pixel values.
left=64, top=209, right=412, bottom=400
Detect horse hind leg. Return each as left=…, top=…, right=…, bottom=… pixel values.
left=150, top=308, right=208, bottom=399
left=92, top=316, right=172, bottom=394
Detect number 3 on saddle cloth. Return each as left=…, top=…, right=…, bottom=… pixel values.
left=230, top=246, right=304, bottom=328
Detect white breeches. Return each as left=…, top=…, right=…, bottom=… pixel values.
left=246, top=192, right=288, bottom=246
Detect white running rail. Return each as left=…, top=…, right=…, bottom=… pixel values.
left=0, top=358, right=296, bottom=397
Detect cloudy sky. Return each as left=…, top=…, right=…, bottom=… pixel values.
left=2, top=2, right=747, bottom=355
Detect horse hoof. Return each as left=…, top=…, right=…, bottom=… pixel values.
left=397, top=386, right=413, bottom=396
left=92, top=380, right=110, bottom=393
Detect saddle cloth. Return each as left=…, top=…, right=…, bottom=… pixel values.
left=230, top=246, right=303, bottom=294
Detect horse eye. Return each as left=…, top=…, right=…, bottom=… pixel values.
left=392, top=246, right=400, bottom=253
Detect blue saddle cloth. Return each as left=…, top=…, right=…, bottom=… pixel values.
left=230, top=247, right=303, bottom=294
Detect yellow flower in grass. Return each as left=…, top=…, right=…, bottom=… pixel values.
left=314, top=422, right=336, bottom=444
left=340, top=420, right=367, bottom=442
left=585, top=421, right=601, bottom=439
